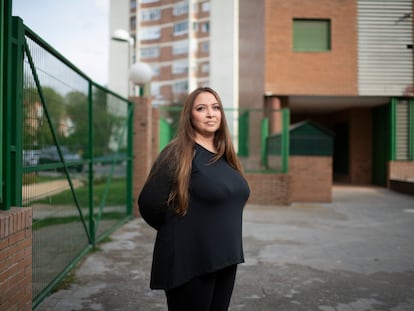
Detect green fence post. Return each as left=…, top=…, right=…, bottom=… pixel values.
left=2, top=17, right=25, bottom=209
left=390, top=98, right=397, bottom=161
left=238, top=111, right=249, bottom=157
left=0, top=0, right=6, bottom=206
left=126, top=100, right=134, bottom=216
left=281, top=108, right=290, bottom=173
left=88, top=82, right=96, bottom=248
left=261, top=117, right=269, bottom=168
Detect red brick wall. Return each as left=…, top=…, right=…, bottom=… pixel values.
left=389, top=161, right=414, bottom=182
left=265, top=0, right=358, bottom=95
left=246, top=173, right=290, bottom=205
left=388, top=161, right=414, bottom=195
left=132, top=96, right=154, bottom=217
left=0, top=208, right=32, bottom=311
left=289, top=156, right=332, bottom=202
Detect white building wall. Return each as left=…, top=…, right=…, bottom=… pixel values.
left=109, top=0, right=130, bottom=98
left=210, top=0, right=239, bottom=110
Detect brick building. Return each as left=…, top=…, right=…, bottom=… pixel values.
left=240, top=0, right=414, bottom=192
left=114, top=0, right=414, bottom=201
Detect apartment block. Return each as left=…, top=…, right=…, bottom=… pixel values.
left=112, top=0, right=414, bottom=197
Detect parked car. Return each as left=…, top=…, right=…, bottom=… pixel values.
left=39, top=146, right=83, bottom=172
left=23, top=149, right=40, bottom=166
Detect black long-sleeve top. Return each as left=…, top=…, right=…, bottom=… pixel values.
left=138, top=143, right=250, bottom=290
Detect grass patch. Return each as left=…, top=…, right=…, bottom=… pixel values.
left=52, top=270, right=77, bottom=292
left=34, top=178, right=127, bottom=206
left=33, top=212, right=126, bottom=230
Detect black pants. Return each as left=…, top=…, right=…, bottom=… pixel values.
left=165, top=265, right=238, bottom=311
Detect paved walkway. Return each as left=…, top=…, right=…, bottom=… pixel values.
left=36, top=186, right=414, bottom=311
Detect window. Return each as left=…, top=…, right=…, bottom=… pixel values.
left=140, top=27, right=161, bottom=40
left=141, top=0, right=159, bottom=3
left=130, top=0, right=136, bottom=10
left=173, top=40, right=188, bottom=55
left=193, top=22, right=199, bottom=32
left=200, top=41, right=209, bottom=53
left=201, top=63, right=209, bottom=73
left=201, top=22, right=209, bottom=33
left=173, top=81, right=188, bottom=94
left=174, top=21, right=189, bottom=35
left=193, top=3, right=198, bottom=13
left=173, top=2, right=189, bottom=16
left=293, top=19, right=331, bottom=52
left=141, top=47, right=160, bottom=58
left=150, top=65, right=160, bottom=76
left=141, top=9, right=161, bottom=21
left=130, top=16, right=136, bottom=30
left=172, top=61, right=188, bottom=74
left=201, top=2, right=210, bottom=12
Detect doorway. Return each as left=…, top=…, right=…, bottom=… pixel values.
left=333, top=121, right=349, bottom=183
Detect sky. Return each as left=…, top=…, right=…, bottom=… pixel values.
left=12, top=0, right=110, bottom=86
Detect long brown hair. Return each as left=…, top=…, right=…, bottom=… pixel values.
left=156, top=87, right=246, bottom=215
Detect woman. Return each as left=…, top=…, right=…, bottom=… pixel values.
left=138, top=87, right=250, bottom=311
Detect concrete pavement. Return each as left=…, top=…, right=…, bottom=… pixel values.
left=36, top=186, right=414, bottom=311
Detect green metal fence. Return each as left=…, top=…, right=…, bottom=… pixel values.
left=2, top=17, right=134, bottom=308
left=158, top=106, right=290, bottom=173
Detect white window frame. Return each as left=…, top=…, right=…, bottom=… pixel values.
left=172, top=61, right=189, bottom=74
left=173, top=40, right=188, bottom=55
left=150, top=65, right=160, bottom=76
left=173, top=2, right=189, bottom=16
left=140, top=47, right=160, bottom=58
left=173, top=21, right=188, bottom=36
left=201, top=2, right=210, bottom=12
left=140, top=27, right=161, bottom=40
left=173, top=81, right=188, bottom=94
left=141, top=9, right=161, bottom=21
left=201, top=22, right=209, bottom=33
left=200, top=41, right=209, bottom=52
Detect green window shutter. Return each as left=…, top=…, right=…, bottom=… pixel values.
left=293, top=19, right=331, bottom=52
left=395, top=100, right=409, bottom=160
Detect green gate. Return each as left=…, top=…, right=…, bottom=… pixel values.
left=2, top=17, right=134, bottom=308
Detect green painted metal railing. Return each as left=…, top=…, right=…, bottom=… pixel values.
left=158, top=106, right=290, bottom=173
left=2, top=16, right=134, bottom=308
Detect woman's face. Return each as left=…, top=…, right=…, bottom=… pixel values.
left=191, top=91, right=222, bottom=138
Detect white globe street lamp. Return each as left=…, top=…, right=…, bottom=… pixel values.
left=129, top=62, right=153, bottom=96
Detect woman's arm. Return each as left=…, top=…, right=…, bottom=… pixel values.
left=138, top=158, right=172, bottom=230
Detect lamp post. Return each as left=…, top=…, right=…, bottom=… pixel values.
left=111, top=29, right=134, bottom=96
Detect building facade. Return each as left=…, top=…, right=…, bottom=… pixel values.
left=111, top=0, right=414, bottom=192
left=240, top=0, right=414, bottom=189
left=109, top=0, right=238, bottom=111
